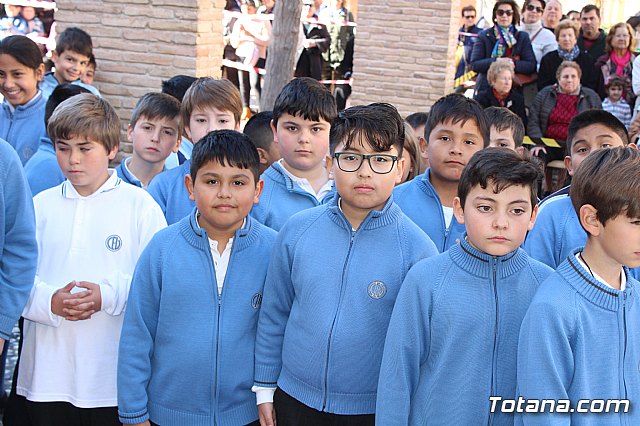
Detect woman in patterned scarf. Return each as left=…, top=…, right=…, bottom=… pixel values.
left=470, top=0, right=536, bottom=95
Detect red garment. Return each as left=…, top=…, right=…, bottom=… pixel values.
left=610, top=51, right=631, bottom=76
left=492, top=89, right=508, bottom=107
left=545, top=93, right=578, bottom=142
left=583, top=37, right=595, bottom=51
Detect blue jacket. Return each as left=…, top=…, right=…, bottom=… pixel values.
left=254, top=196, right=438, bottom=415
left=147, top=160, right=194, bottom=225
left=0, top=92, right=47, bottom=164
left=250, top=161, right=334, bottom=231
left=376, top=239, right=552, bottom=425
left=0, top=139, right=37, bottom=339
left=118, top=211, right=277, bottom=426
left=517, top=250, right=640, bottom=425
left=393, top=169, right=466, bottom=252
left=470, top=27, right=537, bottom=95
left=24, top=137, right=65, bottom=196
left=39, top=72, right=101, bottom=100
left=116, top=159, right=142, bottom=188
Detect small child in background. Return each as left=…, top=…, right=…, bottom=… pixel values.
left=255, top=103, right=437, bottom=426
left=394, top=94, right=489, bottom=252
left=20, top=6, right=44, bottom=37
left=117, top=93, right=182, bottom=188
left=250, top=77, right=337, bottom=231
left=243, top=111, right=280, bottom=175
left=16, top=94, right=166, bottom=425
left=80, top=54, right=96, bottom=86
left=405, top=111, right=429, bottom=172
left=40, top=27, right=100, bottom=99
left=484, top=106, right=525, bottom=152
left=161, top=74, right=197, bottom=168
left=518, top=147, right=640, bottom=425
left=148, top=77, right=242, bottom=224
left=377, top=148, right=552, bottom=424
left=0, top=4, right=26, bottom=36
left=0, top=35, right=46, bottom=165
left=25, top=84, right=90, bottom=196
left=399, top=122, right=421, bottom=184
left=601, top=75, right=632, bottom=129
left=118, top=131, right=276, bottom=426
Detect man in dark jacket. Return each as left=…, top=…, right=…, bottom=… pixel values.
left=576, top=4, right=607, bottom=63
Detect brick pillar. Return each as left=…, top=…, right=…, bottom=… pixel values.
left=55, top=0, right=225, bottom=154
left=350, top=0, right=462, bottom=117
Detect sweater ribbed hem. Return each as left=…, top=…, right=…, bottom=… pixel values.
left=558, top=250, right=623, bottom=311
left=279, top=368, right=376, bottom=415
left=118, top=407, right=149, bottom=424
left=450, top=238, right=530, bottom=278
left=147, top=400, right=257, bottom=426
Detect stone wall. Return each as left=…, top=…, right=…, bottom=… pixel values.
left=55, top=0, right=225, bottom=156
left=350, top=0, right=462, bottom=117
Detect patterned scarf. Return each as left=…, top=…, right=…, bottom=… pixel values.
left=558, top=44, right=580, bottom=61
left=491, top=25, right=517, bottom=58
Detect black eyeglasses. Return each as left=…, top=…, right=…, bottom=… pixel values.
left=526, top=4, right=543, bottom=13
left=464, top=15, right=476, bottom=19
left=496, top=9, right=514, bottom=16
left=333, top=152, right=398, bottom=174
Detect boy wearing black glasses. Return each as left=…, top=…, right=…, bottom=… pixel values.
left=254, top=103, right=438, bottom=426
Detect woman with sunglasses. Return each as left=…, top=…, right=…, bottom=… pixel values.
left=518, top=0, right=557, bottom=65
left=470, top=0, right=536, bottom=95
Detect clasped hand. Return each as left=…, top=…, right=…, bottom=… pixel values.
left=51, top=281, right=102, bottom=321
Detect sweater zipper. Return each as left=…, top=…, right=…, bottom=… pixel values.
left=488, top=258, right=499, bottom=426
left=322, top=228, right=356, bottom=411
left=622, top=292, right=628, bottom=401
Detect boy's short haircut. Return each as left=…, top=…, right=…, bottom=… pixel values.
left=424, top=94, right=490, bottom=147
left=405, top=112, right=429, bottom=132
left=566, top=109, right=629, bottom=154
left=329, top=103, right=405, bottom=156
left=130, top=93, right=182, bottom=134
left=181, top=77, right=242, bottom=127
left=47, top=93, right=119, bottom=153
left=161, top=75, right=197, bottom=102
left=190, top=130, right=261, bottom=182
left=55, top=27, right=93, bottom=58
left=458, top=147, right=541, bottom=209
left=45, top=84, right=91, bottom=127
left=571, top=147, right=640, bottom=226
left=272, top=77, right=337, bottom=127
left=243, top=111, right=275, bottom=151
left=484, top=107, right=525, bottom=147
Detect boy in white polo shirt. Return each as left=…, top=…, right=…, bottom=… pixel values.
left=15, top=94, right=166, bottom=425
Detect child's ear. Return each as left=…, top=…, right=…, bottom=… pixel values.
left=453, top=196, right=465, bottom=224
left=253, top=178, right=264, bottom=204
left=579, top=204, right=601, bottom=236
left=326, top=154, right=335, bottom=180
left=184, top=174, right=195, bottom=201
left=270, top=119, right=279, bottom=147
left=35, top=63, right=45, bottom=82
left=515, top=146, right=525, bottom=157
left=527, top=204, right=539, bottom=231
left=184, top=125, right=192, bottom=142
left=629, top=143, right=638, bottom=150
left=172, top=136, right=182, bottom=154
left=256, top=147, right=269, bottom=165
left=564, top=155, right=575, bottom=176
left=395, top=156, right=405, bottom=185
left=51, top=50, right=59, bottom=64
left=108, top=144, right=118, bottom=161
left=126, top=124, right=134, bottom=143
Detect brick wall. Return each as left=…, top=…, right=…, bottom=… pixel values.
left=55, top=0, right=225, bottom=157
left=350, top=0, right=462, bottom=117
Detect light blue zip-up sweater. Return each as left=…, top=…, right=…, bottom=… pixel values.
left=0, top=93, right=47, bottom=164
left=0, top=138, right=37, bottom=338
left=250, top=161, right=334, bottom=231
left=517, top=249, right=640, bottom=425
left=254, top=195, right=438, bottom=415
left=376, top=239, right=553, bottom=425
left=393, top=169, right=466, bottom=252
left=118, top=210, right=277, bottom=426
left=24, top=136, right=65, bottom=196
left=39, top=72, right=101, bottom=100
left=116, top=158, right=142, bottom=188
left=147, top=160, right=193, bottom=225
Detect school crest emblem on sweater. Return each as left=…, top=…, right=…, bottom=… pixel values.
left=368, top=281, right=386, bottom=299
left=251, top=293, right=263, bottom=309
left=105, top=235, right=122, bottom=252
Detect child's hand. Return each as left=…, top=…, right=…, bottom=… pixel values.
left=61, top=281, right=102, bottom=321
left=258, top=402, right=276, bottom=426
left=51, top=281, right=94, bottom=319
left=131, top=422, right=150, bottom=426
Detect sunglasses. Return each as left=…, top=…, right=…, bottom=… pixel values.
left=496, top=9, right=514, bottom=17
left=464, top=15, right=476, bottom=19
left=526, top=5, right=543, bottom=13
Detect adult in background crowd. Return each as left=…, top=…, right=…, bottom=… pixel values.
left=577, top=5, right=607, bottom=63
left=567, top=10, right=580, bottom=23
left=595, top=22, right=637, bottom=107
left=518, top=0, right=556, bottom=66
left=456, top=5, right=482, bottom=80
left=627, top=15, right=640, bottom=52
left=541, top=0, right=562, bottom=31
left=295, top=0, right=330, bottom=81
left=538, top=20, right=597, bottom=91
left=222, top=0, right=241, bottom=88
left=322, top=0, right=355, bottom=111
left=470, top=0, right=536, bottom=96
left=475, top=61, right=527, bottom=127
